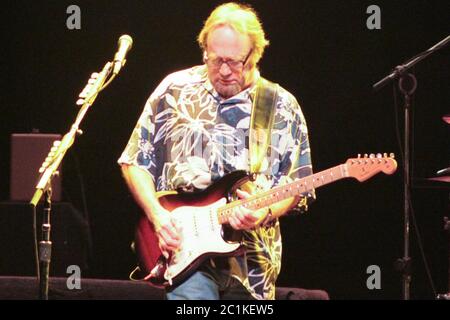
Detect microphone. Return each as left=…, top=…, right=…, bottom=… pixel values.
left=113, top=34, right=133, bottom=74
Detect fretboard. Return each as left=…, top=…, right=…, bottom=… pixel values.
left=217, top=164, right=349, bottom=224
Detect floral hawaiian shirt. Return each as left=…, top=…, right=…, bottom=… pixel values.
left=118, top=65, right=313, bottom=300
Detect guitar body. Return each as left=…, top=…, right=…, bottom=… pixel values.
left=134, top=170, right=250, bottom=287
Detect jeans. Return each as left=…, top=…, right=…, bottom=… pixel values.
left=166, top=259, right=254, bottom=300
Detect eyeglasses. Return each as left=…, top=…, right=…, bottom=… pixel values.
left=205, top=50, right=252, bottom=71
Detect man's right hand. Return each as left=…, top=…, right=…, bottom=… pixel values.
left=120, top=165, right=182, bottom=260
left=152, top=209, right=181, bottom=259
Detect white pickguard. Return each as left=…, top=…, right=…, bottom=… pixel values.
left=164, top=197, right=241, bottom=283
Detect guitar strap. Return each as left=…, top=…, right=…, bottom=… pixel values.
left=249, top=77, right=279, bottom=175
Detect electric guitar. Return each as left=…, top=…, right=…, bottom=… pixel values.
left=134, top=154, right=397, bottom=287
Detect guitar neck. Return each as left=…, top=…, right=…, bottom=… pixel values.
left=217, top=164, right=349, bottom=224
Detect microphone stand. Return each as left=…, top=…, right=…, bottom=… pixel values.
left=30, top=55, right=118, bottom=300
left=373, top=34, right=450, bottom=300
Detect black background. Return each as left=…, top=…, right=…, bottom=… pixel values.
left=1, top=0, right=449, bottom=299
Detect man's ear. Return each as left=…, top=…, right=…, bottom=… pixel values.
left=202, top=51, right=208, bottom=62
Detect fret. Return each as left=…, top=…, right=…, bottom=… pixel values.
left=340, top=164, right=347, bottom=178
left=258, top=198, right=264, bottom=208
left=325, top=171, right=331, bottom=182
left=306, top=176, right=313, bottom=189
left=288, top=185, right=294, bottom=196
left=261, top=197, right=269, bottom=207
left=297, top=182, right=306, bottom=193
left=312, top=177, right=320, bottom=188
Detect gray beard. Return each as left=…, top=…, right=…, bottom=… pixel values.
left=214, top=82, right=242, bottom=99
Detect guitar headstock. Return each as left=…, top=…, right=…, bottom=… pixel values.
left=346, top=153, right=397, bottom=182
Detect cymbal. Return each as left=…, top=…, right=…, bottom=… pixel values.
left=427, top=176, right=450, bottom=183
left=443, top=114, right=450, bottom=124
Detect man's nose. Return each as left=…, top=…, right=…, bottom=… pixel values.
left=219, top=62, right=232, bottom=76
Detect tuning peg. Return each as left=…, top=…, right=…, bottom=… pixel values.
left=78, top=92, right=88, bottom=99
left=78, top=91, right=88, bottom=99
left=357, top=154, right=361, bottom=158
left=76, top=99, right=85, bottom=106
left=79, top=85, right=92, bottom=98
left=376, top=153, right=382, bottom=158
left=383, top=153, right=387, bottom=158
left=364, top=154, right=368, bottom=158
left=389, top=153, right=395, bottom=158
left=369, top=153, right=375, bottom=158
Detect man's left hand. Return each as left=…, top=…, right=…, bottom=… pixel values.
left=228, top=189, right=269, bottom=230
